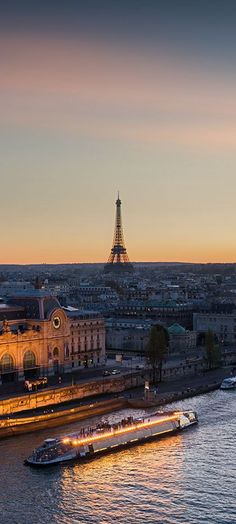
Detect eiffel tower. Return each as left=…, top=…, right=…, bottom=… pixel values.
left=104, top=193, right=134, bottom=273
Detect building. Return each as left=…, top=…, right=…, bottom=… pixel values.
left=0, top=291, right=105, bottom=384
left=0, top=280, right=34, bottom=298
left=193, top=311, right=236, bottom=345
left=111, top=300, right=194, bottom=329
left=168, top=323, right=197, bottom=353
left=106, top=318, right=153, bottom=354
left=65, top=307, right=106, bottom=368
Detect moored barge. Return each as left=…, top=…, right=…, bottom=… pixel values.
left=25, top=410, right=198, bottom=467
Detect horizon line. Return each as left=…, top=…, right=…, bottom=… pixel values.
left=0, top=260, right=236, bottom=266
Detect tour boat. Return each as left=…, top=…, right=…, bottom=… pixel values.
left=220, top=376, right=236, bottom=390
left=25, top=410, right=198, bottom=467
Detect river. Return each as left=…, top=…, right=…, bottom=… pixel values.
left=1, top=390, right=235, bottom=524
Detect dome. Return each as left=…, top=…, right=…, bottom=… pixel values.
left=168, top=323, right=186, bottom=335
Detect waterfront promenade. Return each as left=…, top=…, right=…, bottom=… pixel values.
left=0, top=364, right=231, bottom=421
left=0, top=350, right=228, bottom=402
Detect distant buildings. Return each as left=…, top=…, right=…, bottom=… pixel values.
left=110, top=300, right=194, bottom=329
left=0, top=280, right=34, bottom=297
left=106, top=317, right=196, bottom=356
left=2, top=261, right=236, bottom=377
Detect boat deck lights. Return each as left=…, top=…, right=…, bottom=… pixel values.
left=65, top=414, right=179, bottom=446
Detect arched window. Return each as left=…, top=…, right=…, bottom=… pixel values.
left=53, top=347, right=59, bottom=358
left=23, top=350, right=36, bottom=370
left=0, top=353, right=14, bottom=373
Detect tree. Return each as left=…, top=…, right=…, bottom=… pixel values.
left=146, top=325, right=168, bottom=384
left=205, top=329, right=221, bottom=370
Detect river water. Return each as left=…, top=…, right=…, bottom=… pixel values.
left=1, top=390, right=235, bottom=524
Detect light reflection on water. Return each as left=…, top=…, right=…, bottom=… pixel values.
left=1, top=390, right=236, bottom=524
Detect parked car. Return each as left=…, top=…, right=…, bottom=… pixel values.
left=111, top=369, right=121, bottom=375
left=103, top=370, right=111, bottom=376
left=24, top=377, right=48, bottom=392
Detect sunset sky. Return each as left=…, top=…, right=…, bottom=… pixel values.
left=1, top=0, right=236, bottom=264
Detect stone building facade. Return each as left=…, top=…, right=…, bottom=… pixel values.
left=0, top=291, right=105, bottom=384
left=168, top=323, right=197, bottom=353
left=106, top=318, right=197, bottom=356
left=67, top=309, right=106, bottom=369
left=193, top=311, right=236, bottom=344
left=105, top=318, right=153, bottom=354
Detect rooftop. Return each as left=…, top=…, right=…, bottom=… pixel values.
left=64, top=307, right=102, bottom=320
left=168, top=323, right=186, bottom=335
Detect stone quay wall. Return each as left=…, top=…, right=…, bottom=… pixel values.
left=0, top=397, right=129, bottom=439
left=0, top=372, right=144, bottom=416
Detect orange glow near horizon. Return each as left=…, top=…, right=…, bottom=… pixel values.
left=1, top=249, right=236, bottom=265
left=1, top=255, right=236, bottom=265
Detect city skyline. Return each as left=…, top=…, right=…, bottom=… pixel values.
left=1, top=1, right=236, bottom=264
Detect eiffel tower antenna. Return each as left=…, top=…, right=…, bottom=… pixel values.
left=104, top=194, right=134, bottom=273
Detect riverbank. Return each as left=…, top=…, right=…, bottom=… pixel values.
left=129, top=380, right=221, bottom=409
left=0, top=371, right=144, bottom=416
left=0, top=367, right=230, bottom=439
left=0, top=397, right=129, bottom=439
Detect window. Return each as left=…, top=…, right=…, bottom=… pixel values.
left=23, top=351, right=36, bottom=370
left=0, top=353, right=14, bottom=373
left=53, top=347, right=59, bottom=358
left=64, top=344, right=69, bottom=359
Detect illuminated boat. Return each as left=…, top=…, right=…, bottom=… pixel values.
left=25, top=410, right=198, bottom=467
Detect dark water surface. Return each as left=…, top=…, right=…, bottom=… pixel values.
left=1, top=390, right=235, bottom=524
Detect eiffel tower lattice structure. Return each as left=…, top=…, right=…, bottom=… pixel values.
left=104, top=194, right=134, bottom=273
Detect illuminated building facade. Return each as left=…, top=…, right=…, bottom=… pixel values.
left=0, top=291, right=105, bottom=384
